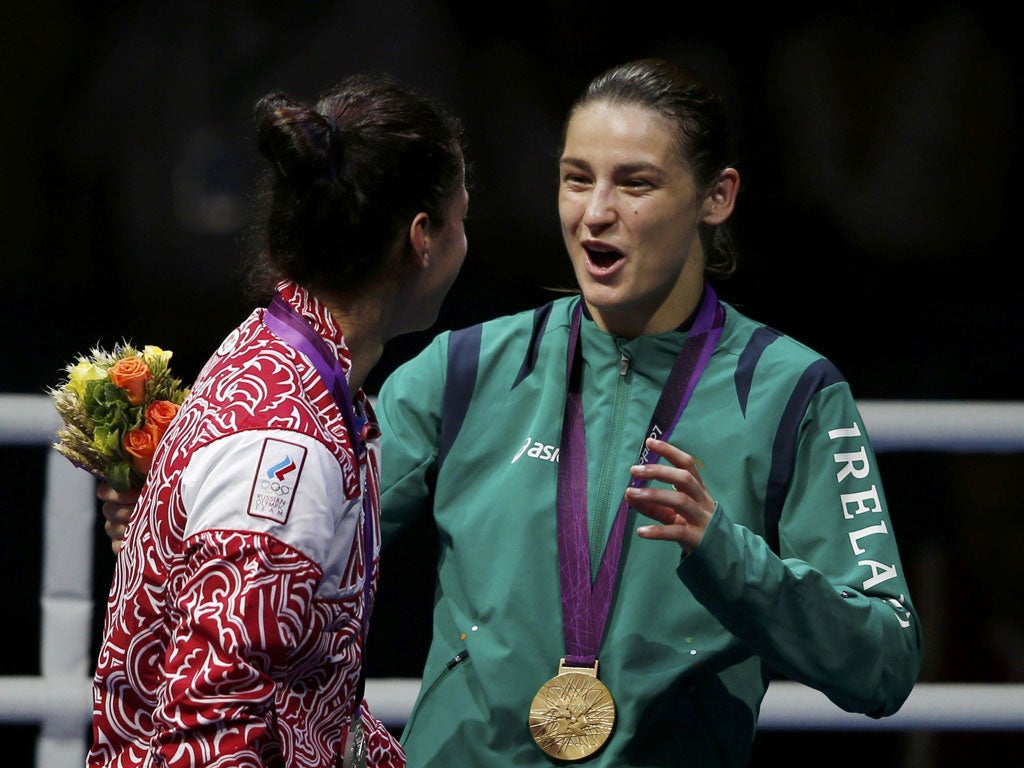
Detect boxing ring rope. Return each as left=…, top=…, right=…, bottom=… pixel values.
left=2, top=394, right=1023, bottom=766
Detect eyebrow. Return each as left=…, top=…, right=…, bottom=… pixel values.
left=559, top=156, right=590, bottom=170
left=559, top=156, right=665, bottom=177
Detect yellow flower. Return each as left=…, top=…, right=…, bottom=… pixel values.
left=142, top=345, right=173, bottom=367
left=51, top=341, right=188, bottom=491
left=67, top=360, right=108, bottom=400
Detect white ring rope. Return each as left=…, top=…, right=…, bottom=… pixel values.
left=858, top=400, right=1024, bottom=452
left=2, top=394, right=1022, bottom=767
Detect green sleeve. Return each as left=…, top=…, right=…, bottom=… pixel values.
left=679, top=382, right=922, bottom=716
left=376, top=333, right=448, bottom=548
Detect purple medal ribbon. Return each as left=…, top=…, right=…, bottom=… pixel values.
left=557, top=286, right=726, bottom=667
left=265, top=294, right=366, bottom=456
left=263, top=293, right=375, bottom=716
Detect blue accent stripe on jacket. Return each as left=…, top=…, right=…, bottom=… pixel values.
left=439, top=324, right=482, bottom=468
left=764, top=358, right=845, bottom=553
left=735, top=327, right=782, bottom=416
left=512, top=302, right=556, bottom=389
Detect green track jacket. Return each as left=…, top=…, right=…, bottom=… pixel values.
left=376, top=295, right=922, bottom=767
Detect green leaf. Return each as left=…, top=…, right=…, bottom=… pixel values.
left=92, top=424, right=122, bottom=458
left=106, top=462, right=133, bottom=493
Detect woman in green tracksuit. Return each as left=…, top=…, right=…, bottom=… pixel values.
left=375, top=58, right=922, bottom=767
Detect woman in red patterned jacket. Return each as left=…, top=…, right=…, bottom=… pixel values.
left=88, top=72, right=468, bottom=768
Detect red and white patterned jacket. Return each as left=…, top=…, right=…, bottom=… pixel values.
left=89, top=281, right=404, bottom=767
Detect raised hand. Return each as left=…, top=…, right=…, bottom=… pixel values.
left=625, top=438, right=717, bottom=552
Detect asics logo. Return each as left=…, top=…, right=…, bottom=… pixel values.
left=511, top=436, right=560, bottom=464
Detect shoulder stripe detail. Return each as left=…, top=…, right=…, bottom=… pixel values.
left=763, top=358, right=845, bottom=554
left=512, top=302, right=556, bottom=390
left=439, top=324, right=482, bottom=469
left=734, top=327, right=782, bottom=416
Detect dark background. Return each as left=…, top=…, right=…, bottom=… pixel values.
left=2, top=1, right=1022, bottom=764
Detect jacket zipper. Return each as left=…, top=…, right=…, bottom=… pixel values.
left=404, top=648, right=471, bottom=737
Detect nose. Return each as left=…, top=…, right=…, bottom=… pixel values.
left=582, top=183, right=617, bottom=231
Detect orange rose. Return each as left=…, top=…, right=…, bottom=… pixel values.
left=145, top=400, right=180, bottom=437
left=122, top=422, right=161, bottom=475
left=108, top=356, right=152, bottom=406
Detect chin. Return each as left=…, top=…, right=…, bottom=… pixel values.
left=579, top=283, right=623, bottom=311
left=390, top=307, right=438, bottom=340
left=416, top=306, right=443, bottom=332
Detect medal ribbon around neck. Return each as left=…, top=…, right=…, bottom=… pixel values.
left=557, top=285, right=726, bottom=667
left=263, top=293, right=375, bottom=726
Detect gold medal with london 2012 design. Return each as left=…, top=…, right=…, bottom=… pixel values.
left=529, top=659, right=615, bottom=761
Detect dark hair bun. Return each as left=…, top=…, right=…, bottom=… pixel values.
left=254, top=92, right=340, bottom=184
left=246, top=73, right=464, bottom=300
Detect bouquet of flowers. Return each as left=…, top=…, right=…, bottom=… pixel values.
left=48, top=343, right=190, bottom=492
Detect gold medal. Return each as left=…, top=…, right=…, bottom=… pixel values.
left=529, top=659, right=616, bottom=761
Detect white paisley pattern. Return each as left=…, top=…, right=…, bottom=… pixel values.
left=89, top=281, right=404, bottom=768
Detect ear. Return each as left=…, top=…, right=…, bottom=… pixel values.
left=700, top=168, right=740, bottom=226
left=407, top=212, right=432, bottom=269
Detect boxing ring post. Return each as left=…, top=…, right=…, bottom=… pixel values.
left=1, top=395, right=1023, bottom=767
left=1, top=394, right=95, bottom=766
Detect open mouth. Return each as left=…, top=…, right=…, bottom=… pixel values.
left=584, top=244, right=624, bottom=270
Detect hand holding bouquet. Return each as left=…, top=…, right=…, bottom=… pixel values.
left=49, top=343, right=189, bottom=491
